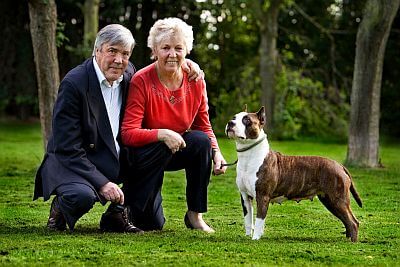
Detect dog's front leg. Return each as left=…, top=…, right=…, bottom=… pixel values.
left=252, top=194, right=270, bottom=240
left=240, top=192, right=253, bottom=236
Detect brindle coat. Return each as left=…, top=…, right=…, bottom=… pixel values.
left=255, top=151, right=363, bottom=242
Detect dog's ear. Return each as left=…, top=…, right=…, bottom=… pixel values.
left=257, top=106, right=266, bottom=126
left=243, top=104, right=248, bottom=112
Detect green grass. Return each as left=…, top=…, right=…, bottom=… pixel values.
left=0, top=121, right=399, bottom=266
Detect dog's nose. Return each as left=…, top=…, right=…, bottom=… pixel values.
left=227, top=121, right=235, bottom=128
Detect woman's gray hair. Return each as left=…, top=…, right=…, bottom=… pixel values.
left=147, top=17, right=194, bottom=60
left=92, top=24, right=135, bottom=56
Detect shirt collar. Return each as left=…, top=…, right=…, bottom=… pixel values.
left=93, top=57, right=123, bottom=87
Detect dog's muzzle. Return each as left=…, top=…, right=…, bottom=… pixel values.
left=225, top=121, right=236, bottom=137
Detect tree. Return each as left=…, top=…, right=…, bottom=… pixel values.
left=82, top=0, right=99, bottom=56
left=69, top=0, right=100, bottom=58
left=251, top=0, right=283, bottom=127
left=346, top=0, right=400, bottom=167
left=28, top=0, right=60, bottom=148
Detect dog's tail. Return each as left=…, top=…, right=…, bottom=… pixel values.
left=350, top=182, right=363, bottom=208
left=343, top=166, right=363, bottom=208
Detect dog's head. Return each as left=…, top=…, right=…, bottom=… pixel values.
left=225, top=105, right=266, bottom=140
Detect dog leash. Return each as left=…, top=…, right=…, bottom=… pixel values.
left=220, top=135, right=267, bottom=168
left=220, top=159, right=238, bottom=168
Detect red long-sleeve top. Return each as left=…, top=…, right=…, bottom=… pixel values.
left=121, top=63, right=219, bottom=150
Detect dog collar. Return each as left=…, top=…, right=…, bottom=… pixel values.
left=219, top=134, right=267, bottom=169
left=236, top=134, right=267, bottom=153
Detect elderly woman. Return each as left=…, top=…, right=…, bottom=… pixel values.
left=121, top=17, right=227, bottom=233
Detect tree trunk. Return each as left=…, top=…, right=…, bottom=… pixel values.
left=253, top=0, right=283, bottom=127
left=28, top=0, right=60, bottom=149
left=82, top=0, right=99, bottom=57
left=346, top=0, right=400, bottom=167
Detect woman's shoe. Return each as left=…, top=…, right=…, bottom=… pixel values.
left=184, top=212, right=194, bottom=229
left=184, top=212, right=215, bottom=233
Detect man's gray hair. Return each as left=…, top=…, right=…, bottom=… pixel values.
left=92, top=24, right=135, bottom=56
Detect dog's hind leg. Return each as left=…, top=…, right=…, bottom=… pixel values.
left=240, top=193, right=253, bottom=236
left=335, top=203, right=359, bottom=242
left=318, top=195, right=359, bottom=242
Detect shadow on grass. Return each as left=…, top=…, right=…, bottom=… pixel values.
left=169, top=230, right=352, bottom=244
left=0, top=221, right=365, bottom=245
left=0, top=223, right=106, bottom=236
left=264, top=235, right=350, bottom=244
left=0, top=222, right=177, bottom=237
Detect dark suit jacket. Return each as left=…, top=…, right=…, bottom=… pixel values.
left=34, top=57, right=135, bottom=201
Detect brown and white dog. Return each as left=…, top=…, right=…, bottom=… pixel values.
left=225, top=106, right=362, bottom=241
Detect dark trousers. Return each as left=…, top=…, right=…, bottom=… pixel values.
left=54, top=183, right=98, bottom=230
left=122, top=130, right=212, bottom=231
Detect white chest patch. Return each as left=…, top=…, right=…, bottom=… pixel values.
left=235, top=136, right=269, bottom=198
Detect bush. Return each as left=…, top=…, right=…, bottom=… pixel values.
left=210, top=63, right=261, bottom=137
left=272, top=67, right=349, bottom=141
left=211, top=67, right=349, bottom=141
left=212, top=87, right=261, bottom=137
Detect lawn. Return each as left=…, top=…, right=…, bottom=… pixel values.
left=0, top=121, right=399, bottom=266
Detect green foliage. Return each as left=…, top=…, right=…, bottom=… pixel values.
left=1, top=121, right=399, bottom=266
left=211, top=62, right=261, bottom=136
left=212, top=66, right=349, bottom=141
left=13, top=94, right=39, bottom=120
left=2, top=0, right=400, bottom=139
left=14, top=94, right=36, bottom=106
left=65, top=43, right=92, bottom=62
left=0, top=87, right=9, bottom=115
left=194, top=0, right=259, bottom=99
left=56, top=21, right=69, bottom=48
left=272, top=68, right=349, bottom=140
left=212, top=86, right=260, bottom=137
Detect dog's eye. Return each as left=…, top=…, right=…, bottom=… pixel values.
left=242, top=116, right=251, bottom=125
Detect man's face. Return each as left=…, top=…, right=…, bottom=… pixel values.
left=95, top=43, right=131, bottom=83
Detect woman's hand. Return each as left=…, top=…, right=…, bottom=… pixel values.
left=213, top=150, right=227, bottom=175
left=182, top=59, right=205, bottom=81
left=158, top=129, right=186, bottom=154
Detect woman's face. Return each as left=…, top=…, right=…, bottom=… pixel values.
left=154, top=34, right=187, bottom=74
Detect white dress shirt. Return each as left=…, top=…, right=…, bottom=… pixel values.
left=93, top=58, right=123, bottom=155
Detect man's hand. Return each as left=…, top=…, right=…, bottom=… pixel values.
left=99, top=182, right=124, bottom=205
left=182, top=59, right=205, bottom=81
left=213, top=150, right=227, bottom=175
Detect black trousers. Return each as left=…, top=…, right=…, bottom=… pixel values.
left=122, top=130, right=213, bottom=231
left=55, top=183, right=98, bottom=230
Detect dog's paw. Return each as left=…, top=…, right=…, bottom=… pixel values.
left=252, top=218, right=265, bottom=240
left=252, top=228, right=264, bottom=240
left=245, top=227, right=252, bottom=236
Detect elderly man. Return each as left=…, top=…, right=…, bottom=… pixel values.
left=34, top=24, right=202, bottom=233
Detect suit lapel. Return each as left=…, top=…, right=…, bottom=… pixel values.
left=86, top=59, right=118, bottom=159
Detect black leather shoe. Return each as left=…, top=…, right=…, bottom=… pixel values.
left=47, top=197, right=67, bottom=231
left=100, top=204, right=144, bottom=234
